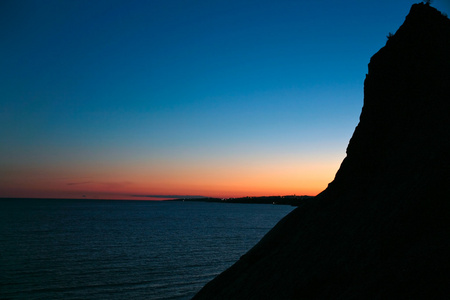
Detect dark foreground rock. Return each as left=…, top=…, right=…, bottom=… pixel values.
left=193, top=3, right=450, bottom=299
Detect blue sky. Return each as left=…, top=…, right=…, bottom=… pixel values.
left=1, top=0, right=449, bottom=199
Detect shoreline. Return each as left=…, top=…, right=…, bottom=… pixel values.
left=169, top=195, right=314, bottom=206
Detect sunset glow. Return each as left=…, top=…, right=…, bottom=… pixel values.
left=2, top=0, right=449, bottom=200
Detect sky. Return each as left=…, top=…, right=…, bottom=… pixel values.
left=1, top=0, right=450, bottom=200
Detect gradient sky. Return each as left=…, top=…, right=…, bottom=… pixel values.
left=1, top=0, right=449, bottom=200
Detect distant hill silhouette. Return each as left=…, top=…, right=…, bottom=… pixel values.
left=193, top=3, right=450, bottom=299
left=172, top=195, right=312, bottom=205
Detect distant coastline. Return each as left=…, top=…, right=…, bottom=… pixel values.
left=169, top=195, right=313, bottom=206
left=0, top=196, right=313, bottom=206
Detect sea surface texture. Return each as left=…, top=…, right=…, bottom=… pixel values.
left=0, top=199, right=294, bottom=299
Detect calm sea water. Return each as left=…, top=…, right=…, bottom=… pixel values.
left=0, top=199, right=294, bottom=299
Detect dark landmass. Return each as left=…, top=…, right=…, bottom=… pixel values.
left=170, top=195, right=313, bottom=206
left=194, top=3, right=450, bottom=299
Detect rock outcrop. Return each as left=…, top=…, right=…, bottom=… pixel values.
left=193, top=3, right=450, bottom=299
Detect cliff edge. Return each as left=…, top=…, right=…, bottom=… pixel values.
left=193, top=3, right=450, bottom=299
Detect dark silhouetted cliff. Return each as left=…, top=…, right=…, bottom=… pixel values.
left=193, top=3, right=450, bottom=299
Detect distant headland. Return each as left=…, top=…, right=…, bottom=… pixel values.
left=170, top=195, right=313, bottom=206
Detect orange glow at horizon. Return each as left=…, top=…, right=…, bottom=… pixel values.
left=0, top=153, right=343, bottom=200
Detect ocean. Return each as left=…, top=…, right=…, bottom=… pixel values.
left=0, top=199, right=294, bottom=299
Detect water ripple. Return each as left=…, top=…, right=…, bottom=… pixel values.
left=0, top=199, right=294, bottom=299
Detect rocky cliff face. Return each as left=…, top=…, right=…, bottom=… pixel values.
left=193, top=3, right=450, bottom=299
